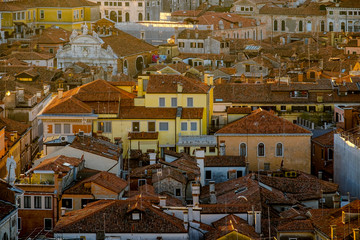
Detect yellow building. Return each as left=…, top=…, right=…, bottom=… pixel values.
left=0, top=0, right=99, bottom=37
left=215, top=109, right=312, bottom=173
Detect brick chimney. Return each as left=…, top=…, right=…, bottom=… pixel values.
left=159, top=196, right=166, bottom=207
left=183, top=210, right=189, bottom=230
left=195, top=150, right=205, bottom=186
left=191, top=181, right=200, bottom=206
left=58, top=88, right=63, bottom=99
left=219, top=141, right=226, bottom=156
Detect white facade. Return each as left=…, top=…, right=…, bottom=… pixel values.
left=0, top=207, right=18, bottom=240
left=326, top=6, right=360, bottom=32
left=56, top=27, right=118, bottom=74
left=89, top=0, right=161, bottom=22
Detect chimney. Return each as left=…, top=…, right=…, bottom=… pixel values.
left=159, top=196, right=166, bottom=207
left=318, top=171, right=323, bottom=180
left=205, top=74, right=214, bottom=86
left=219, top=141, right=226, bottom=156
left=183, top=210, right=189, bottom=230
left=195, top=28, right=199, bottom=39
left=331, top=225, right=336, bottom=240
left=344, top=108, right=353, bottom=131
left=320, top=59, right=324, bottom=70
left=106, top=65, right=113, bottom=81
left=191, top=181, right=200, bottom=206
left=149, top=152, right=156, bottom=165
left=177, top=82, right=183, bottom=93
left=354, top=229, right=360, bottom=240
left=137, top=77, right=144, bottom=97
left=186, top=29, right=190, bottom=39
left=209, top=181, right=216, bottom=204
left=58, top=88, right=63, bottom=99
left=333, top=194, right=341, bottom=209
left=228, top=169, right=237, bottom=180
left=298, top=72, right=304, bottom=82
left=36, top=91, right=42, bottom=99
left=254, top=211, right=261, bottom=234
left=247, top=207, right=254, bottom=226
left=195, top=150, right=205, bottom=186
left=61, top=207, right=66, bottom=216
left=18, top=88, right=24, bottom=102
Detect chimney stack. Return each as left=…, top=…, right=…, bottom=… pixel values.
left=149, top=152, right=156, bottom=165
left=159, top=196, right=166, bottom=207
left=195, top=150, right=205, bottom=186
left=183, top=210, right=189, bottom=230
left=58, top=88, right=63, bottom=99
left=333, top=193, right=341, bottom=208
left=177, top=82, right=183, bottom=93
left=195, top=28, right=199, bottom=39
left=254, top=211, right=261, bottom=234
left=191, top=181, right=200, bottom=206
left=219, top=141, right=226, bottom=156
left=209, top=181, right=216, bottom=204
left=61, top=207, right=66, bottom=216
left=318, top=171, right=323, bottom=180
left=18, top=88, right=24, bottom=102
left=137, top=77, right=144, bottom=98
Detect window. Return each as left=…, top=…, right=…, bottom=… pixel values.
left=299, top=20, right=303, bottom=32
left=237, top=171, right=243, bottom=178
left=274, top=20, right=278, bottom=31
left=179, top=42, right=184, bottom=48
left=125, top=2, right=129, bottom=6
left=138, top=13, right=143, bottom=21
left=329, top=11, right=333, bottom=15
left=280, top=105, right=286, bottom=111
left=138, top=2, right=142, bottom=6
left=276, top=143, right=283, bottom=157
left=81, top=9, right=84, bottom=18
left=44, top=219, right=52, bottom=231
left=205, top=170, right=212, bottom=180
left=45, top=196, right=51, bottom=209
left=159, top=122, right=168, bottom=131
left=191, top=122, right=197, bottom=131
left=321, top=149, right=324, bottom=159
left=148, top=122, right=155, bottom=132
left=187, top=98, right=193, bottom=107
left=181, top=122, right=187, bottom=131
left=245, top=64, right=250, bottom=72
left=209, top=147, right=216, bottom=153
left=138, top=179, right=146, bottom=186
left=329, top=22, right=333, bottom=32
left=264, top=163, right=270, bottom=171
left=258, top=143, right=265, bottom=157
left=190, top=42, right=196, bottom=48
left=57, top=10, right=62, bottom=19
left=324, top=106, right=332, bottom=112
left=98, top=122, right=112, bottom=133
left=281, top=20, right=286, bottom=31
left=18, top=218, right=21, bottom=230
left=171, top=97, right=177, bottom=107
left=125, top=12, right=130, bottom=22
left=132, top=212, right=140, bottom=220
left=40, top=10, right=44, bottom=19
left=105, top=2, right=108, bottom=5
left=132, top=122, right=140, bottom=132
left=328, top=149, right=334, bottom=160
left=49, top=48, right=54, bottom=54
left=159, top=97, right=165, bottom=107
left=62, top=198, right=73, bottom=209
left=24, top=196, right=31, bottom=208
left=34, top=196, right=42, bottom=209
left=175, top=188, right=181, bottom=196
left=309, top=106, right=316, bottom=112
left=320, top=21, right=325, bottom=32
left=64, top=124, right=71, bottom=134
left=55, top=124, right=61, bottom=134
left=239, top=143, right=247, bottom=157
left=198, top=43, right=203, bottom=48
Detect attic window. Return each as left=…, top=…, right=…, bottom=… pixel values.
left=132, top=212, right=140, bottom=220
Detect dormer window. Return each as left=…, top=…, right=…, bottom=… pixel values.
left=132, top=212, right=140, bottom=220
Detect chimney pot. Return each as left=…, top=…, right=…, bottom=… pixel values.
left=58, top=88, right=64, bottom=99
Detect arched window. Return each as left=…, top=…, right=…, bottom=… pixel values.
left=341, top=22, right=345, bottom=32
left=299, top=20, right=303, bottom=32
left=136, top=56, right=144, bottom=72
left=320, top=21, right=325, bottom=32
left=138, top=13, right=143, bottom=21
left=329, top=22, right=333, bottom=32
left=274, top=20, right=278, bottom=31
left=276, top=143, right=283, bottom=157
left=258, top=143, right=265, bottom=157
left=2, top=233, right=8, bottom=240
left=110, top=11, right=117, bottom=22
left=239, top=143, right=247, bottom=157
left=281, top=20, right=286, bottom=31
left=125, top=12, right=130, bottom=22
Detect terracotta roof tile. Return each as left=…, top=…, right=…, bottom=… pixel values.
left=147, top=75, right=210, bottom=94
left=227, top=107, right=251, bottom=114
left=216, top=109, right=311, bottom=135
left=31, top=155, right=83, bottom=173
left=312, top=131, right=334, bottom=147
left=0, top=117, right=30, bottom=135
left=119, top=107, right=203, bottom=119
left=0, top=200, right=16, bottom=222
left=276, top=219, right=314, bottom=232
left=64, top=171, right=127, bottom=194
left=205, top=156, right=246, bottom=167
left=54, top=199, right=187, bottom=233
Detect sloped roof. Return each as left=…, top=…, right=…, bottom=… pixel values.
left=53, top=199, right=187, bottom=233
left=146, top=75, right=210, bottom=94
left=64, top=171, right=127, bottom=194
left=215, top=109, right=311, bottom=135
left=31, top=155, right=83, bottom=173
left=312, top=130, right=334, bottom=147
left=0, top=117, right=30, bottom=135
left=101, top=29, right=157, bottom=57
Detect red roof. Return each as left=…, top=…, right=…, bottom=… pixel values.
left=216, top=109, right=311, bottom=135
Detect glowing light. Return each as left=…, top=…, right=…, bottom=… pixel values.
left=6, top=91, right=10, bottom=96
